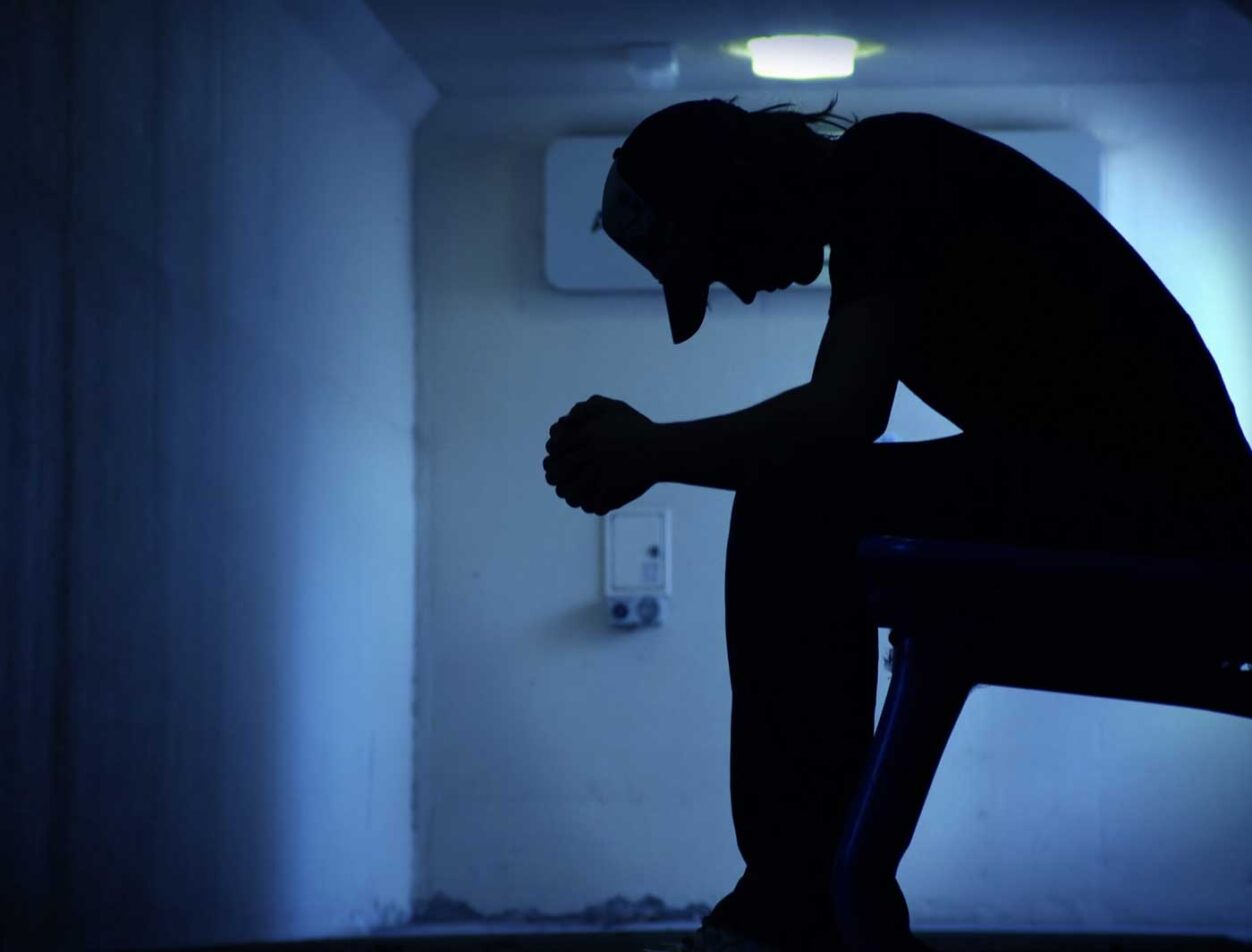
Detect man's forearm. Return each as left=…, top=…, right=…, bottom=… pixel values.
left=648, top=382, right=860, bottom=492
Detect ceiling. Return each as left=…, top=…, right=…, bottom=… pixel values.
left=366, top=0, right=1252, bottom=98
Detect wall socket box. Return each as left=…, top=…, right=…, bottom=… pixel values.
left=603, top=508, right=671, bottom=629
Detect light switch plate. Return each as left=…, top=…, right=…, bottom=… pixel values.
left=604, top=508, right=671, bottom=596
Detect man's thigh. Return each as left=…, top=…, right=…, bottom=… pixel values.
left=856, top=434, right=1249, bottom=557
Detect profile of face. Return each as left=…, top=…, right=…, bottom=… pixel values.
left=710, top=182, right=828, bottom=304
left=601, top=155, right=827, bottom=308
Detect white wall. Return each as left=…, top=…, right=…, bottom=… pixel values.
left=412, top=82, right=1252, bottom=938
left=2, top=1, right=435, bottom=947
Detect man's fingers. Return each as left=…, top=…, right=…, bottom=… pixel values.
left=548, top=456, right=609, bottom=514
left=549, top=395, right=613, bottom=442
left=582, top=485, right=608, bottom=516
left=559, top=470, right=599, bottom=508
left=548, top=415, right=585, bottom=445
left=546, top=426, right=589, bottom=456
left=544, top=448, right=592, bottom=475
left=544, top=451, right=593, bottom=488
left=567, top=396, right=612, bottom=423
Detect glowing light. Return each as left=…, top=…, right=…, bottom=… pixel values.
left=746, top=34, right=859, bottom=80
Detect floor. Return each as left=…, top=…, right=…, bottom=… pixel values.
left=191, top=922, right=1252, bottom=952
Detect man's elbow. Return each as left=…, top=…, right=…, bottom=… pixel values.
left=810, top=380, right=896, bottom=445
left=866, top=412, right=890, bottom=444
left=872, top=384, right=897, bottom=439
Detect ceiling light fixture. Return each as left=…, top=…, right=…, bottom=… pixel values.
left=728, top=34, right=879, bottom=81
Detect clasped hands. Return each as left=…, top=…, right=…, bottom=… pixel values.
left=544, top=395, right=658, bottom=515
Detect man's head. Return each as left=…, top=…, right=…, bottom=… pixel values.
left=598, top=97, right=854, bottom=343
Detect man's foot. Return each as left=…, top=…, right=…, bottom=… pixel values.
left=641, top=922, right=784, bottom=952
left=642, top=922, right=934, bottom=952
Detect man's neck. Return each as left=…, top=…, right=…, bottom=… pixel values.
left=811, top=135, right=849, bottom=245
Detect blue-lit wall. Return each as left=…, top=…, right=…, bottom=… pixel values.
left=2, top=1, right=435, bottom=947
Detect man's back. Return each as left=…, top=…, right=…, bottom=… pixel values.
left=828, top=112, right=1250, bottom=483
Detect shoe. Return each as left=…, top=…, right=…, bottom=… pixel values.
left=641, top=922, right=784, bottom=952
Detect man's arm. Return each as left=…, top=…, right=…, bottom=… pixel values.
left=648, top=293, right=900, bottom=492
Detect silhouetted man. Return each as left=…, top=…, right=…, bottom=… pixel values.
left=542, top=98, right=1252, bottom=952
